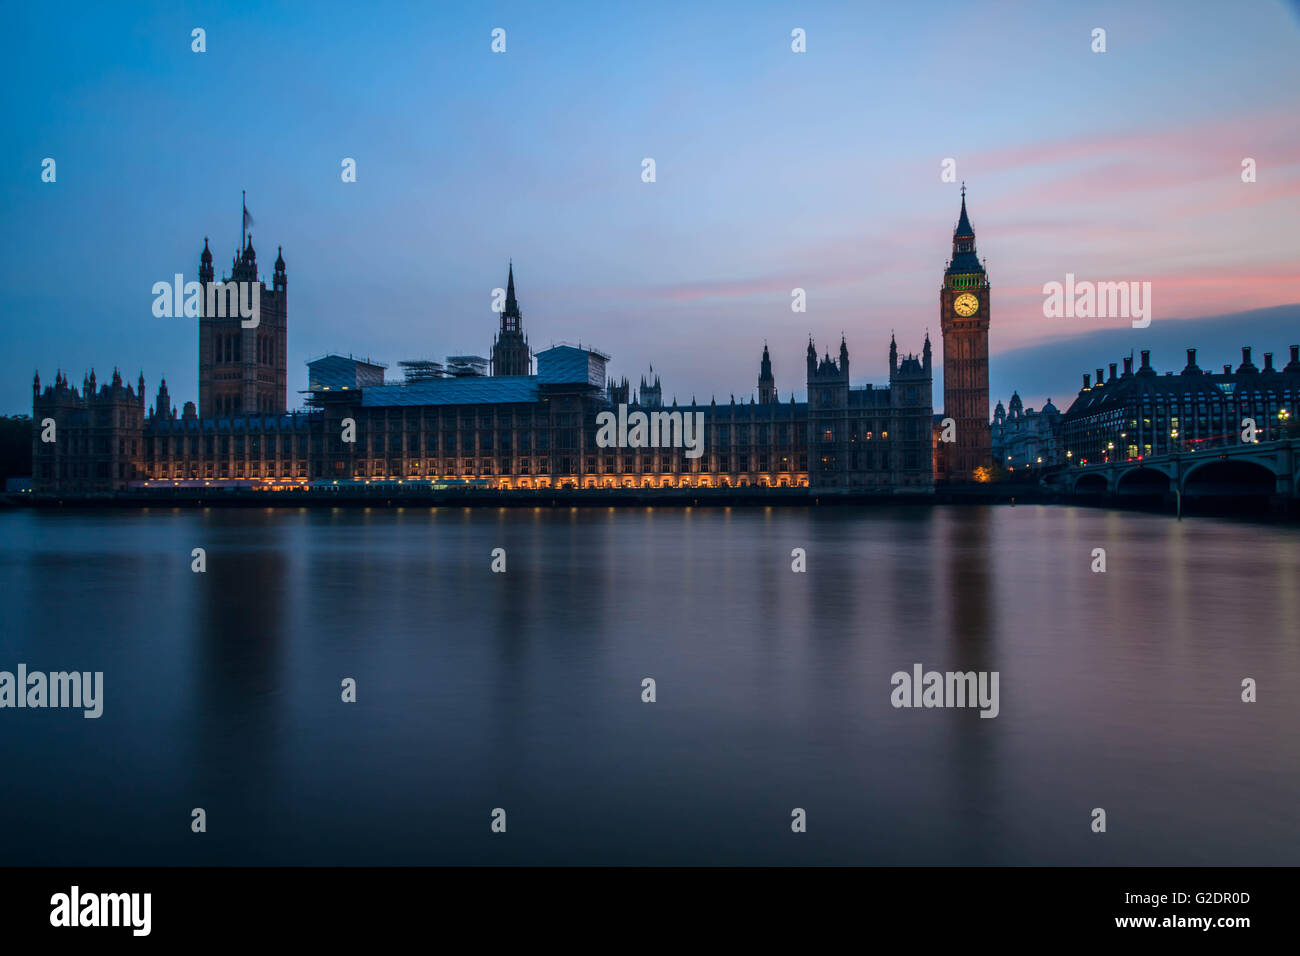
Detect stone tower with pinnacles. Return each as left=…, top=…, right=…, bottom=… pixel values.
left=937, top=185, right=993, bottom=481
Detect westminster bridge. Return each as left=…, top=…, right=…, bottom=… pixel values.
left=1046, top=438, right=1300, bottom=506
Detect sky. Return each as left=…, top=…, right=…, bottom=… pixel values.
left=2, top=0, right=1298, bottom=415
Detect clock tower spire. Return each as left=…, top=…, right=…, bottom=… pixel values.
left=939, top=184, right=992, bottom=481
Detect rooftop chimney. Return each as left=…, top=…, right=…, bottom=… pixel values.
left=1237, top=346, right=1258, bottom=374
left=1264, top=352, right=1274, bottom=372
left=1123, top=356, right=1133, bottom=376
left=1096, top=367, right=1105, bottom=384
left=1109, top=362, right=1118, bottom=382
left=1140, top=349, right=1151, bottom=369
left=1083, top=373, right=1091, bottom=389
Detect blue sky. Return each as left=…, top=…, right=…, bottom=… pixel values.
left=2, top=0, right=1298, bottom=414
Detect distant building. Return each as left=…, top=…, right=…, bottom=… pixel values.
left=307, top=355, right=386, bottom=393
left=992, top=393, right=1063, bottom=471
left=1061, top=346, right=1300, bottom=465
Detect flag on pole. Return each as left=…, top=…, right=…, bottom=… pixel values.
left=241, top=190, right=255, bottom=251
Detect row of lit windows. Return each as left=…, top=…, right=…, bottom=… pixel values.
left=344, top=454, right=813, bottom=477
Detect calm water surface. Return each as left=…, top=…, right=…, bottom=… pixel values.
left=1, top=504, right=1297, bottom=865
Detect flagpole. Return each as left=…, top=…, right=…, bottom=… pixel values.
left=242, top=190, right=246, bottom=251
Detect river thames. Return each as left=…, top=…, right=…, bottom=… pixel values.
left=1, top=504, right=1297, bottom=865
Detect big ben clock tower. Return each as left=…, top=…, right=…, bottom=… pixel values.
left=939, top=184, right=992, bottom=480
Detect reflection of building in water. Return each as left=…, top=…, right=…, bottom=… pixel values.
left=945, top=507, right=993, bottom=648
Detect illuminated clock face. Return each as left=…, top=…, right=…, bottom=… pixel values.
left=953, top=292, right=979, bottom=316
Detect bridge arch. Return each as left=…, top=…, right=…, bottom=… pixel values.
left=1072, top=472, right=1108, bottom=495
left=1115, top=467, right=1171, bottom=495
left=1181, top=458, right=1277, bottom=497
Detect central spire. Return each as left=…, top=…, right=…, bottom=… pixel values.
left=505, top=261, right=518, bottom=317
left=491, top=261, right=530, bottom=375
left=946, top=185, right=983, bottom=277
left=954, top=182, right=974, bottom=238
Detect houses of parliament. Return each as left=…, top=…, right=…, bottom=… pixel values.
left=31, top=196, right=994, bottom=495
